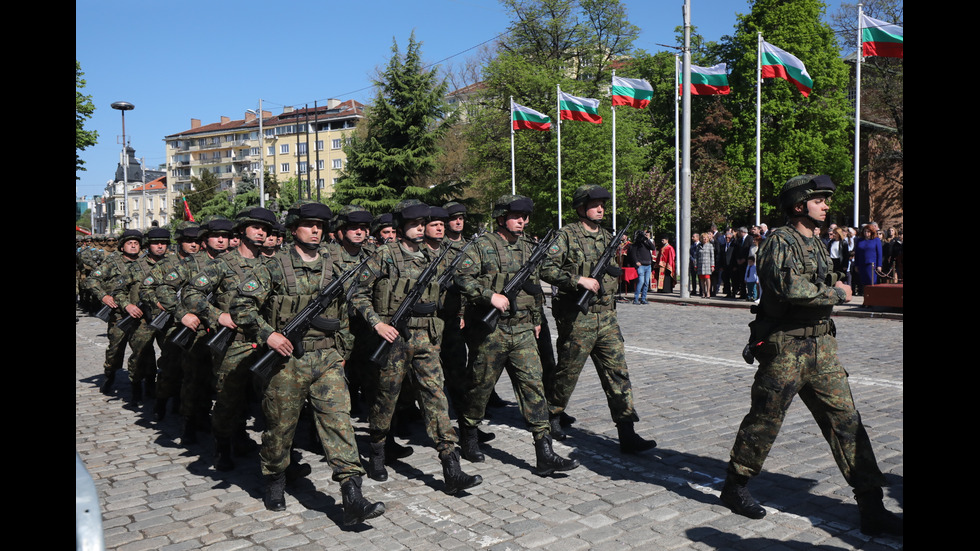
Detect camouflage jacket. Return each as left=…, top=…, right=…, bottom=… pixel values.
left=180, top=248, right=263, bottom=330
left=756, top=225, right=846, bottom=323
left=351, top=241, right=446, bottom=331
left=540, top=222, right=620, bottom=315
left=454, top=231, right=543, bottom=327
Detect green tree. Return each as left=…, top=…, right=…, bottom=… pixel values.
left=333, top=32, right=454, bottom=212
left=720, top=0, right=854, bottom=221
left=76, top=208, right=93, bottom=231
left=178, top=169, right=221, bottom=221
left=76, top=61, right=98, bottom=178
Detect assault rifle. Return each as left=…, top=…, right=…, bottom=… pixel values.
left=369, top=243, right=454, bottom=365
left=574, top=219, right=632, bottom=314
left=251, top=256, right=372, bottom=380
left=114, top=302, right=154, bottom=333
left=436, top=232, right=480, bottom=291
left=479, top=229, right=557, bottom=332
left=168, top=291, right=213, bottom=351
left=94, top=304, right=113, bottom=322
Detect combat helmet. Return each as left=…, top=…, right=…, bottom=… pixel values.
left=443, top=201, right=467, bottom=217
left=779, top=175, right=835, bottom=215
left=393, top=199, right=431, bottom=228
left=571, top=184, right=611, bottom=209
left=117, top=229, right=143, bottom=250
left=284, top=200, right=332, bottom=228
left=234, top=206, right=277, bottom=231
left=491, top=194, right=534, bottom=218
left=336, top=204, right=374, bottom=229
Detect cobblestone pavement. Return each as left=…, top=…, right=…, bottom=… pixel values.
left=76, top=296, right=903, bottom=551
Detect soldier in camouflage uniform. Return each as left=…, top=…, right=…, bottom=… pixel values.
left=85, top=230, right=142, bottom=395
left=539, top=185, right=657, bottom=454
left=720, top=175, right=902, bottom=537
left=169, top=217, right=234, bottom=445
left=438, top=202, right=472, bottom=419
left=139, top=223, right=201, bottom=420
left=352, top=200, right=482, bottom=495
left=180, top=207, right=275, bottom=471
left=326, top=205, right=378, bottom=414
left=454, top=195, right=579, bottom=476
left=230, top=201, right=385, bottom=524
left=372, top=212, right=396, bottom=245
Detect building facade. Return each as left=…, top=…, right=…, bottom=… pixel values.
left=164, top=99, right=364, bottom=204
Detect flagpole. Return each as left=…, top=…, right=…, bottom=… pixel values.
left=557, top=84, right=563, bottom=228
left=680, top=0, right=692, bottom=299
left=853, top=4, right=864, bottom=226
left=674, top=55, right=681, bottom=261
left=510, top=97, right=516, bottom=195
left=755, top=32, right=763, bottom=226
left=612, top=70, right=617, bottom=232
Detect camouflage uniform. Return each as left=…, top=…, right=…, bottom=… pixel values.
left=351, top=241, right=457, bottom=452
left=539, top=221, right=639, bottom=425
left=86, top=248, right=139, bottom=380
left=454, top=231, right=549, bottom=439
left=231, top=246, right=365, bottom=481
left=727, top=224, right=887, bottom=492
left=181, top=247, right=263, bottom=445
left=438, top=235, right=470, bottom=415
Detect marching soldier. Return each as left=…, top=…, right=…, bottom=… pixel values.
left=539, top=184, right=657, bottom=454
left=230, top=201, right=385, bottom=524
left=181, top=207, right=276, bottom=471
left=352, top=200, right=482, bottom=495
left=454, top=195, right=579, bottom=476
left=720, top=175, right=902, bottom=537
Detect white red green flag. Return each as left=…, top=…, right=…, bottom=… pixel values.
left=558, top=91, right=602, bottom=123
left=860, top=14, right=903, bottom=58
left=610, top=76, right=653, bottom=109
left=182, top=196, right=195, bottom=221
left=760, top=41, right=813, bottom=97
left=680, top=63, right=730, bottom=95
left=512, top=101, right=551, bottom=131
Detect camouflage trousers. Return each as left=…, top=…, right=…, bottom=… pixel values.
left=439, top=320, right=467, bottom=416
left=179, top=331, right=214, bottom=421
left=103, top=318, right=130, bottom=376
left=728, top=334, right=887, bottom=492
left=460, top=323, right=549, bottom=439
left=546, top=310, right=638, bottom=424
left=126, top=320, right=160, bottom=384
left=260, top=345, right=364, bottom=481
left=369, top=325, right=456, bottom=453
left=210, top=338, right=257, bottom=439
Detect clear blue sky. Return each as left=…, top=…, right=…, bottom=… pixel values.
left=75, top=0, right=845, bottom=200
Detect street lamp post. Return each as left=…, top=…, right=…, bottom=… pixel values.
left=246, top=100, right=266, bottom=208
left=111, top=101, right=135, bottom=230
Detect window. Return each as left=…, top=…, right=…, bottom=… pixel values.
left=316, top=178, right=325, bottom=189
left=250, top=147, right=261, bottom=156
left=280, top=144, right=289, bottom=154
left=280, top=163, right=290, bottom=173
left=316, top=140, right=324, bottom=151
left=297, top=143, right=307, bottom=155
left=332, top=138, right=342, bottom=149
left=298, top=161, right=308, bottom=174
left=332, top=159, right=343, bottom=169
left=267, top=145, right=274, bottom=156
left=316, top=160, right=324, bottom=170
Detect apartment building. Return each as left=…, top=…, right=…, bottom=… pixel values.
left=165, top=99, right=364, bottom=200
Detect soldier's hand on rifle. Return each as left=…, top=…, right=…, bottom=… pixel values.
left=267, top=332, right=293, bottom=357
left=181, top=313, right=201, bottom=330
left=218, top=312, right=237, bottom=329
left=374, top=322, right=400, bottom=343
left=577, top=276, right=600, bottom=293
left=835, top=280, right=852, bottom=303
left=102, top=295, right=118, bottom=309
left=124, top=303, right=144, bottom=318
left=490, top=293, right=510, bottom=313
left=535, top=325, right=541, bottom=339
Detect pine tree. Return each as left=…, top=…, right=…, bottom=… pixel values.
left=333, top=32, right=453, bottom=213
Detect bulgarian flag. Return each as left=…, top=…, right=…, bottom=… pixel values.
left=861, top=14, right=903, bottom=58
left=182, top=196, right=195, bottom=222
left=558, top=91, right=602, bottom=123
left=680, top=63, right=730, bottom=95
left=512, top=101, right=552, bottom=131
left=611, top=76, right=653, bottom=109
left=760, top=41, right=813, bottom=97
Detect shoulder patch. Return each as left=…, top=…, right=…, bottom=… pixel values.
left=461, top=258, right=474, bottom=269
left=241, top=280, right=259, bottom=293
left=92, top=269, right=102, bottom=277
left=165, top=271, right=180, bottom=281
left=142, top=276, right=154, bottom=286
left=194, top=275, right=209, bottom=286
left=549, top=244, right=560, bottom=254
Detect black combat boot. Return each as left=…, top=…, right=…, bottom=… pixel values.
left=720, top=473, right=766, bottom=519
left=559, top=411, right=576, bottom=427
left=100, top=372, right=116, bottom=394
left=440, top=448, right=483, bottom=495
left=181, top=417, right=198, bottom=446
left=549, top=414, right=568, bottom=441
left=458, top=423, right=485, bottom=463
left=153, top=397, right=169, bottom=422
left=214, top=437, right=235, bottom=472
left=263, top=472, right=287, bottom=511
left=367, top=441, right=388, bottom=481
left=617, top=421, right=657, bottom=454
left=128, top=380, right=143, bottom=407
left=855, top=487, right=903, bottom=537
left=385, top=434, right=414, bottom=463
left=534, top=434, right=580, bottom=476
left=340, top=476, right=385, bottom=526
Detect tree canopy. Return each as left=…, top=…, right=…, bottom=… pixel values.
left=76, top=61, right=98, bottom=178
